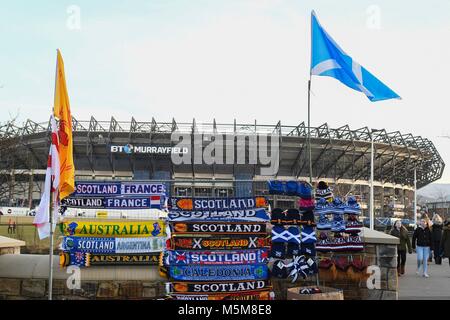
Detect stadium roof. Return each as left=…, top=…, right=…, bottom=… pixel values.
left=0, top=116, right=445, bottom=188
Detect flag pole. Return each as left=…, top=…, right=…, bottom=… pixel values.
left=307, top=75, right=313, bottom=185
left=370, top=129, right=375, bottom=230
left=48, top=50, right=59, bottom=301
left=414, top=167, right=417, bottom=226
left=307, top=74, right=320, bottom=287
left=309, top=15, right=319, bottom=287
left=308, top=12, right=313, bottom=185
left=48, top=189, right=54, bottom=300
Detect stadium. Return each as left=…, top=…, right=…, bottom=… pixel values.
left=0, top=116, right=445, bottom=219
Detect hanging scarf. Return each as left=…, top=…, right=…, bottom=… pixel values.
left=168, top=208, right=270, bottom=222
left=169, top=197, right=267, bottom=211
left=61, top=236, right=167, bottom=254
left=73, top=181, right=165, bottom=196
left=88, top=253, right=160, bottom=266
left=171, top=235, right=269, bottom=250
left=168, top=264, right=268, bottom=281
left=60, top=220, right=166, bottom=237
left=60, top=252, right=161, bottom=267
left=62, top=195, right=164, bottom=209
left=59, top=251, right=88, bottom=267
left=167, top=290, right=273, bottom=301
left=166, top=280, right=271, bottom=294
left=171, top=222, right=267, bottom=234
left=164, top=249, right=269, bottom=265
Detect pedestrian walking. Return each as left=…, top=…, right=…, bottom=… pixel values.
left=422, top=213, right=433, bottom=263
left=412, top=218, right=433, bottom=277
left=431, top=214, right=444, bottom=264
left=390, top=219, right=412, bottom=276
left=7, top=218, right=13, bottom=234
left=12, top=220, right=16, bottom=234
left=440, top=218, right=450, bottom=268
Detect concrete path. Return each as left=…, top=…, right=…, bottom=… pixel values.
left=398, top=253, right=450, bottom=300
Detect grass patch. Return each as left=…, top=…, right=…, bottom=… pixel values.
left=0, top=216, right=62, bottom=254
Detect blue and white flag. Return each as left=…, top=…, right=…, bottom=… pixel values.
left=311, top=11, right=400, bottom=102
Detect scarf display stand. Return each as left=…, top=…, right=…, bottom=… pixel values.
left=161, top=196, right=274, bottom=301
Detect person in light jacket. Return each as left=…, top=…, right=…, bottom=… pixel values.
left=422, top=213, right=433, bottom=263
left=412, top=218, right=433, bottom=278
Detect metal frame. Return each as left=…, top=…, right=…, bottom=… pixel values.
left=0, top=117, right=445, bottom=188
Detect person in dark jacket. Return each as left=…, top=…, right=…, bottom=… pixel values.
left=412, top=218, right=432, bottom=278
left=440, top=219, right=450, bottom=267
left=390, top=220, right=412, bottom=276
left=431, top=214, right=444, bottom=264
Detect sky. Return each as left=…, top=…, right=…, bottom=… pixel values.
left=1, top=0, right=450, bottom=183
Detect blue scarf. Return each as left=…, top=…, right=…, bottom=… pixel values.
left=73, top=181, right=165, bottom=196
left=60, top=252, right=88, bottom=267
left=60, top=252, right=161, bottom=267
left=61, top=236, right=166, bottom=254
left=169, top=264, right=268, bottom=281
left=62, top=196, right=164, bottom=209
left=164, top=249, right=269, bottom=265
left=168, top=208, right=270, bottom=222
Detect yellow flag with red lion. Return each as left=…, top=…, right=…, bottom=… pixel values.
left=54, top=49, right=75, bottom=200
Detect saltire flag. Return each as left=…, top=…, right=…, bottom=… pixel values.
left=310, top=11, right=400, bottom=102
left=54, top=49, right=75, bottom=199
left=33, top=116, right=60, bottom=239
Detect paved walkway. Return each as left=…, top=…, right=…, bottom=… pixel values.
left=398, top=253, right=450, bottom=300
